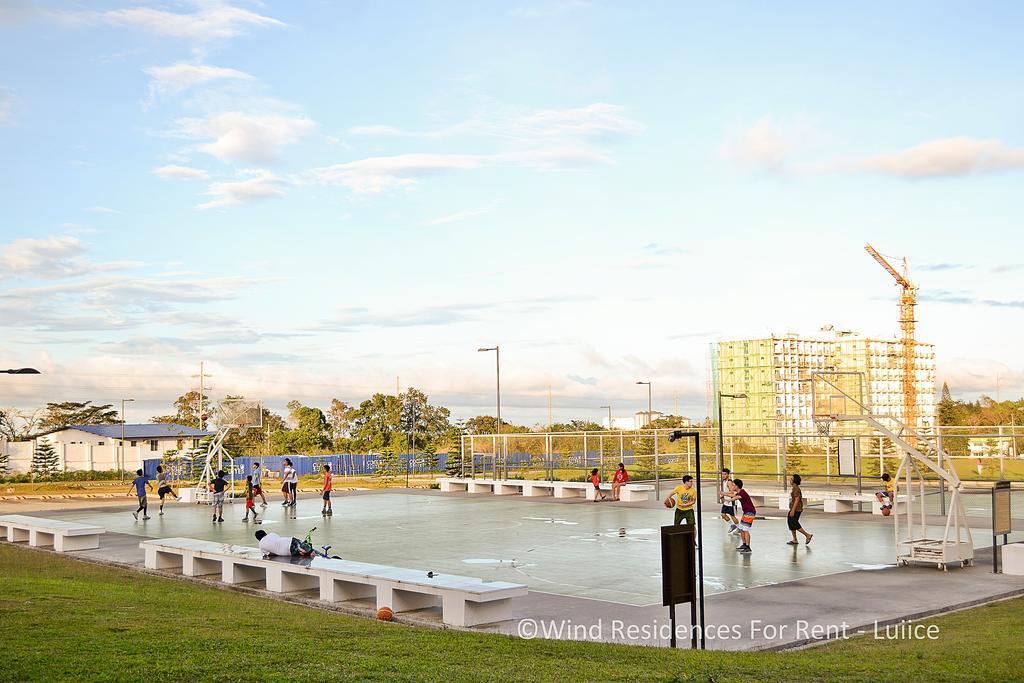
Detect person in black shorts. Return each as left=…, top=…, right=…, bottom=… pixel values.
left=211, top=469, right=228, bottom=523
left=786, top=474, right=813, bottom=546
left=719, top=468, right=739, bottom=535
left=155, top=464, right=178, bottom=515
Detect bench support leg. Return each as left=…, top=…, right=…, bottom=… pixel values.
left=442, top=596, right=516, bottom=627
left=54, top=534, right=100, bottom=552
left=377, top=586, right=439, bottom=614
left=7, top=527, right=29, bottom=543
left=320, top=576, right=376, bottom=603
left=145, top=548, right=183, bottom=571
left=222, top=562, right=266, bottom=586
left=267, top=568, right=319, bottom=593
left=29, top=530, right=55, bottom=548
left=183, top=555, right=222, bottom=577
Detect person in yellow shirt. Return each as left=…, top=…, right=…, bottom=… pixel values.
left=664, top=475, right=697, bottom=527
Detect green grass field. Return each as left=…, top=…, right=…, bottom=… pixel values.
left=0, top=544, right=1017, bottom=682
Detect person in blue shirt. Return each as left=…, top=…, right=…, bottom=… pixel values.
left=127, top=469, right=153, bottom=521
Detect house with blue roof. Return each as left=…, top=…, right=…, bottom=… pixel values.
left=39, top=423, right=216, bottom=455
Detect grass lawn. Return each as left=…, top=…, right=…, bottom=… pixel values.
left=0, top=545, right=1017, bottom=682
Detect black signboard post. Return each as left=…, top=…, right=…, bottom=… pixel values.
left=992, top=480, right=1012, bottom=573
left=663, top=430, right=706, bottom=649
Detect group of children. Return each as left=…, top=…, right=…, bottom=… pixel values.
left=661, top=467, right=897, bottom=554
left=127, top=461, right=337, bottom=524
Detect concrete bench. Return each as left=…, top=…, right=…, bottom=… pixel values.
left=439, top=478, right=469, bottom=493
left=140, top=537, right=527, bottom=627
left=0, top=514, right=105, bottom=552
left=620, top=484, right=656, bottom=502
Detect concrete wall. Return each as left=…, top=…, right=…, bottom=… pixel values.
left=3, top=442, right=147, bottom=474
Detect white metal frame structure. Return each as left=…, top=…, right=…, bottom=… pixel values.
left=811, top=372, right=973, bottom=570
left=194, top=399, right=263, bottom=504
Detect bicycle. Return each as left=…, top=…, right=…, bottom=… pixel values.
left=302, top=526, right=342, bottom=559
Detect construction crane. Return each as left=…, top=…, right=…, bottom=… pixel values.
left=864, top=243, right=918, bottom=433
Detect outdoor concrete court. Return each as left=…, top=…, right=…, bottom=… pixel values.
left=41, top=486, right=1007, bottom=606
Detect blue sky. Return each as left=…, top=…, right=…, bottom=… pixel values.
left=1, top=1, right=1022, bottom=425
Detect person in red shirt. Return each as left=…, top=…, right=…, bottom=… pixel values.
left=611, top=462, right=629, bottom=501
left=589, top=468, right=607, bottom=502
left=321, top=464, right=333, bottom=516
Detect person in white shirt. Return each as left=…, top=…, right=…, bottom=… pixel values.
left=255, top=529, right=313, bottom=557
left=281, top=458, right=298, bottom=507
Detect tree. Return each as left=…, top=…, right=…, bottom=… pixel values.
left=349, top=389, right=452, bottom=454
left=271, top=402, right=331, bottom=455
left=327, top=399, right=355, bottom=441
left=464, top=415, right=530, bottom=435
left=374, top=447, right=400, bottom=486
left=31, top=439, right=60, bottom=478
left=444, top=422, right=466, bottom=476
left=399, top=388, right=452, bottom=451
left=39, top=401, right=119, bottom=431
left=549, top=420, right=605, bottom=432
left=1, top=407, right=42, bottom=441
left=0, top=448, right=9, bottom=477
left=152, top=391, right=211, bottom=429
left=224, top=408, right=286, bottom=456
left=415, top=443, right=439, bottom=473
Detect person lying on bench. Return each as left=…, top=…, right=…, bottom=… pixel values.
left=254, top=529, right=315, bottom=557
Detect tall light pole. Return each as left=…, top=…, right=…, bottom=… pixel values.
left=600, top=405, right=612, bottom=430
left=636, top=381, right=652, bottom=427
left=716, top=392, right=747, bottom=472
left=478, top=346, right=501, bottom=477
left=120, top=398, right=135, bottom=482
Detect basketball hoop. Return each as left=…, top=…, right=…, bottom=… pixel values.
left=813, top=415, right=836, bottom=437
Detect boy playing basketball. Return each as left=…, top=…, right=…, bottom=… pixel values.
left=876, top=473, right=895, bottom=512
left=724, top=478, right=755, bottom=553
left=719, top=468, right=739, bottom=535
left=242, top=475, right=261, bottom=523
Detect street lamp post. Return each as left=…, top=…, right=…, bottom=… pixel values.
left=120, top=398, right=135, bottom=482
left=636, top=381, right=652, bottom=427
left=716, top=392, right=748, bottom=473
left=478, top=346, right=502, bottom=478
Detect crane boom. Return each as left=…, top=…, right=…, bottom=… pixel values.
left=864, top=243, right=912, bottom=289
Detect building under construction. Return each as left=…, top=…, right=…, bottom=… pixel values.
left=711, top=330, right=936, bottom=437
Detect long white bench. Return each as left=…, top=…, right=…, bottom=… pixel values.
left=743, top=488, right=908, bottom=515
left=438, top=477, right=656, bottom=502
left=140, top=537, right=527, bottom=627
left=0, top=514, right=105, bottom=552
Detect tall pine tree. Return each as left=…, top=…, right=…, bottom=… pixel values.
left=31, top=439, right=60, bottom=478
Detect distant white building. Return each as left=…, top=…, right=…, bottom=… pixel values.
left=0, top=423, right=216, bottom=474
left=38, top=423, right=214, bottom=454
left=601, top=412, right=690, bottom=430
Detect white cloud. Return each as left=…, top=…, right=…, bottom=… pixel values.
left=145, top=62, right=254, bottom=98
left=152, top=164, right=209, bottom=180
left=304, top=154, right=490, bottom=194
left=0, top=235, right=139, bottom=280
left=177, top=111, right=315, bottom=164
left=305, top=145, right=617, bottom=195
left=197, top=170, right=285, bottom=209
left=849, top=137, right=1024, bottom=178
left=349, top=102, right=643, bottom=141
left=721, top=117, right=794, bottom=171
left=87, top=206, right=122, bottom=214
left=71, top=2, right=285, bottom=42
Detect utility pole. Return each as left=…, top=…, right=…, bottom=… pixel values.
left=548, top=385, right=553, bottom=431
left=191, top=361, right=212, bottom=430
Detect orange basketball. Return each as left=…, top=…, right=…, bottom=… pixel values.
left=376, top=606, right=395, bottom=622
left=881, top=507, right=891, bottom=517
left=664, top=499, right=674, bottom=509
